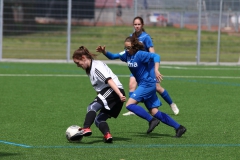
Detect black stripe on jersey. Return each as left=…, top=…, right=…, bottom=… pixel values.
left=95, top=68, right=106, bottom=82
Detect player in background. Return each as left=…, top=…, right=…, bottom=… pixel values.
left=71, top=46, right=126, bottom=143
left=96, top=36, right=186, bottom=137
left=123, top=16, right=179, bottom=116
left=116, top=0, right=124, bottom=25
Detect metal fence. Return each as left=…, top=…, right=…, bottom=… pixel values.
left=0, top=0, right=240, bottom=65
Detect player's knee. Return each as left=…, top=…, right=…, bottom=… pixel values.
left=156, top=84, right=164, bottom=93
left=129, top=83, right=136, bottom=91
left=149, top=108, right=158, bottom=116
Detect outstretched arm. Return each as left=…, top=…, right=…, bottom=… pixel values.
left=96, top=45, right=121, bottom=60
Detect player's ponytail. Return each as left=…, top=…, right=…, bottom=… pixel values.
left=73, top=46, right=97, bottom=60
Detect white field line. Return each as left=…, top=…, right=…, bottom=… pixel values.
left=0, top=74, right=240, bottom=79
left=160, top=66, right=240, bottom=70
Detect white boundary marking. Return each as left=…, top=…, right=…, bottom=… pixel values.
left=160, top=66, right=240, bottom=70
left=1, top=74, right=240, bottom=79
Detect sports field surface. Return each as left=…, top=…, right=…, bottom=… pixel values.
left=0, top=62, right=239, bottom=160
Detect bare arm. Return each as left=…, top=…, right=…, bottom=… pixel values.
left=154, top=62, right=163, bottom=82
left=107, top=79, right=126, bottom=102
left=149, top=47, right=163, bottom=81
left=149, top=47, right=155, bottom=53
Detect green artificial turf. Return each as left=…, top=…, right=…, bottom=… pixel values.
left=0, top=62, right=239, bottom=160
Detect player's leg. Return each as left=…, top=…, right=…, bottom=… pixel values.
left=151, top=109, right=186, bottom=137
left=126, top=86, right=160, bottom=133
left=95, top=112, right=113, bottom=143
left=156, top=83, right=179, bottom=115
left=123, top=75, right=137, bottom=116
left=94, top=88, right=124, bottom=143
left=78, top=101, right=103, bottom=136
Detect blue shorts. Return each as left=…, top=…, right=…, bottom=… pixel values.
left=129, top=74, right=159, bottom=83
left=130, top=84, right=162, bottom=110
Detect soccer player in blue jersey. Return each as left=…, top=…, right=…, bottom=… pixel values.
left=96, top=37, right=186, bottom=137
left=123, top=16, right=179, bottom=116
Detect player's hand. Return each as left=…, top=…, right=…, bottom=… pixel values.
left=155, top=71, right=163, bottom=82
left=96, top=45, right=106, bottom=54
left=119, top=94, right=126, bottom=102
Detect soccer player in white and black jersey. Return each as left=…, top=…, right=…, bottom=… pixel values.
left=71, top=46, right=126, bottom=143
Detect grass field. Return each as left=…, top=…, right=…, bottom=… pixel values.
left=0, top=62, right=240, bottom=160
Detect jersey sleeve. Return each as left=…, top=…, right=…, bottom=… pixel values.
left=137, top=51, right=160, bottom=63
left=105, top=51, right=127, bottom=63
left=105, top=51, right=121, bottom=60
left=95, top=63, right=112, bottom=84
left=144, top=35, right=154, bottom=50
left=150, top=53, right=160, bottom=63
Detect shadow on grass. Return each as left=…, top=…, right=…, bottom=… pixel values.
left=68, top=136, right=132, bottom=144
left=130, top=132, right=174, bottom=138
left=0, top=152, right=21, bottom=157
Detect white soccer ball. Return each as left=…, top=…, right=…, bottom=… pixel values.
left=66, top=125, right=83, bottom=142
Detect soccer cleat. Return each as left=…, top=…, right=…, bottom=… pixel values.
left=78, top=127, right=92, bottom=136
left=103, top=132, right=113, bottom=143
left=122, top=111, right=135, bottom=116
left=147, top=118, right=160, bottom=134
left=175, top=125, right=187, bottom=138
left=170, top=103, right=179, bottom=115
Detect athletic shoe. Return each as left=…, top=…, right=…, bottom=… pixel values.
left=147, top=118, right=160, bottom=134
left=122, top=111, right=135, bottom=116
left=175, top=125, right=187, bottom=137
left=170, top=103, right=179, bottom=115
left=78, top=127, right=92, bottom=136
left=104, top=132, right=113, bottom=143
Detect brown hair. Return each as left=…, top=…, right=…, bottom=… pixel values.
left=125, top=36, right=145, bottom=52
left=72, top=46, right=97, bottom=60
left=132, top=16, right=146, bottom=39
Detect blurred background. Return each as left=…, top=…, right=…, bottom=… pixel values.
left=0, top=0, right=240, bottom=65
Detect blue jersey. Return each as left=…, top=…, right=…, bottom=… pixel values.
left=130, top=31, right=153, bottom=52
left=130, top=32, right=155, bottom=79
left=105, top=50, right=161, bottom=107
left=106, top=50, right=160, bottom=86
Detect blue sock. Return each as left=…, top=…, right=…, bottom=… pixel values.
left=129, top=92, right=133, bottom=98
left=154, top=111, right=180, bottom=129
left=161, top=90, right=173, bottom=105
left=127, top=104, right=152, bottom=122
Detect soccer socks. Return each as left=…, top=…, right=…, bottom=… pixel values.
left=98, top=121, right=110, bottom=135
left=153, top=111, right=180, bottom=129
left=160, top=90, right=173, bottom=105
left=126, top=104, right=152, bottom=122
left=83, top=110, right=96, bottom=128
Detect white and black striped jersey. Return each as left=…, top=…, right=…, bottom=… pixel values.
left=88, top=60, right=123, bottom=92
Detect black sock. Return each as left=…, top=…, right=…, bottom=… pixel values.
left=83, top=110, right=96, bottom=128
left=98, top=121, right=110, bottom=135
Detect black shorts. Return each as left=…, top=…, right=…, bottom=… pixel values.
left=95, top=87, right=125, bottom=118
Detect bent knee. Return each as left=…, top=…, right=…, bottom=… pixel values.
left=156, top=84, right=164, bottom=93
